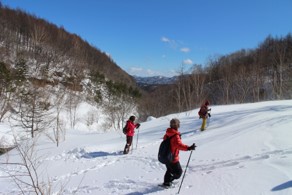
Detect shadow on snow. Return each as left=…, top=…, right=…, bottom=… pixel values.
left=271, top=180, right=292, bottom=191
left=81, top=151, right=123, bottom=158
left=125, top=185, right=166, bottom=195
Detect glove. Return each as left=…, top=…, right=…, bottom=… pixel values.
left=208, top=113, right=211, bottom=117
left=188, top=143, right=196, bottom=150
left=136, top=123, right=141, bottom=128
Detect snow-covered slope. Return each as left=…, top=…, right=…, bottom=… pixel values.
left=0, top=100, right=292, bottom=195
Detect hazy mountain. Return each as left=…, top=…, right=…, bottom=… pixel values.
left=133, top=75, right=177, bottom=86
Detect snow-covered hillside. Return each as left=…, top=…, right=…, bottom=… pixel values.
left=0, top=100, right=292, bottom=195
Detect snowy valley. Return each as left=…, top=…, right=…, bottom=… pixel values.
left=0, top=100, right=292, bottom=195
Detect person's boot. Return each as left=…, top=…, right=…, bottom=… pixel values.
left=123, top=144, right=130, bottom=154
left=160, top=182, right=172, bottom=188
left=163, top=182, right=171, bottom=186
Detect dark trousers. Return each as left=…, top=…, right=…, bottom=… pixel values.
left=123, top=136, right=133, bottom=154
left=164, top=161, right=183, bottom=184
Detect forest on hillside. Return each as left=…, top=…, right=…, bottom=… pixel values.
left=140, top=34, right=292, bottom=118
left=0, top=6, right=136, bottom=86
left=0, top=6, right=141, bottom=137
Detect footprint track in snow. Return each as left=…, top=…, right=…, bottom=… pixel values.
left=190, top=149, right=292, bottom=174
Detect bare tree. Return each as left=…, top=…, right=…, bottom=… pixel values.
left=65, top=89, right=80, bottom=130
left=51, top=91, right=66, bottom=147
left=13, top=85, right=52, bottom=138
left=103, top=93, right=137, bottom=131
left=174, top=65, right=188, bottom=112
left=1, top=136, right=52, bottom=195
left=232, top=66, right=252, bottom=103
left=190, top=64, right=207, bottom=106
left=174, top=76, right=183, bottom=113
left=252, top=49, right=267, bottom=101
left=30, top=23, right=48, bottom=52
left=0, top=62, right=14, bottom=122
left=271, top=37, right=290, bottom=99
left=102, top=81, right=139, bottom=131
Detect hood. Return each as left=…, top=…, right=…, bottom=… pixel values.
left=165, top=128, right=180, bottom=137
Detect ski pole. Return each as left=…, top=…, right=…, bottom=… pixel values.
left=177, top=150, right=193, bottom=194
left=135, top=127, right=140, bottom=149
left=131, top=126, right=140, bottom=154
left=207, top=109, right=211, bottom=127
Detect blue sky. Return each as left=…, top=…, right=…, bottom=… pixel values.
left=2, top=0, right=292, bottom=77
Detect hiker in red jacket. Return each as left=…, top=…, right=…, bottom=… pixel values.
left=162, top=118, right=196, bottom=187
left=198, top=100, right=211, bottom=131
left=123, top=116, right=140, bottom=154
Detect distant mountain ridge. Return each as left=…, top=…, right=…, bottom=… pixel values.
left=133, top=75, right=177, bottom=85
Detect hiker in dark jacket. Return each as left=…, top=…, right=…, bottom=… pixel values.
left=198, top=100, right=211, bottom=131
left=162, top=118, right=195, bottom=187
left=123, top=116, right=140, bottom=154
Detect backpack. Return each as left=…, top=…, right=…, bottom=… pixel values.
left=122, top=123, right=128, bottom=135
left=158, top=135, right=176, bottom=164
left=198, top=106, right=207, bottom=117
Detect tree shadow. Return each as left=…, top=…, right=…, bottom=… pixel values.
left=81, top=151, right=123, bottom=158
left=271, top=180, right=292, bottom=191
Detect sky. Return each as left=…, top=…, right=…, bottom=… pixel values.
left=2, top=0, right=292, bottom=77
left=1, top=100, right=292, bottom=194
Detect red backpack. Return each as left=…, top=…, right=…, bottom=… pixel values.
left=198, top=106, right=207, bottom=117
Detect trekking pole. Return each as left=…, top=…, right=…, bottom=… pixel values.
left=131, top=126, right=140, bottom=154
left=177, top=150, right=193, bottom=194
left=207, top=108, right=211, bottom=127
left=135, top=127, right=140, bottom=149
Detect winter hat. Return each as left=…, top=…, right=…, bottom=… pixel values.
left=129, top=116, right=136, bottom=122
left=205, top=100, right=210, bottom=106
left=170, top=118, right=180, bottom=129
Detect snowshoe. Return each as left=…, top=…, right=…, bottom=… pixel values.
left=158, top=182, right=174, bottom=189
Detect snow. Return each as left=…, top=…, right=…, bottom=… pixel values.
left=0, top=100, right=292, bottom=194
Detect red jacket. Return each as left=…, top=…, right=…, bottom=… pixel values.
left=163, top=128, right=188, bottom=163
left=125, top=120, right=139, bottom=137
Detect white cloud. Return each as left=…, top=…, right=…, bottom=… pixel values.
left=161, top=37, right=192, bottom=53
left=145, top=69, right=159, bottom=76
left=180, top=47, right=190, bottom=53
left=129, top=67, right=144, bottom=72
left=183, top=59, right=193, bottom=65
left=129, top=67, right=144, bottom=75
left=128, top=66, right=177, bottom=77
left=161, top=36, right=177, bottom=49
left=161, top=36, right=170, bottom=43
